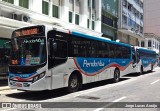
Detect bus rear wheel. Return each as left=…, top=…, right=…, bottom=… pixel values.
left=67, top=74, right=80, bottom=93
left=113, top=69, right=120, bottom=83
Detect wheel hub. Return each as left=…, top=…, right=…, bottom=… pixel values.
left=70, top=79, right=77, bottom=88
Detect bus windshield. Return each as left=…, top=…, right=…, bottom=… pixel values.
left=10, top=37, right=46, bottom=66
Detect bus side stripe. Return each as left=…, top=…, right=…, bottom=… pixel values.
left=73, top=58, right=132, bottom=76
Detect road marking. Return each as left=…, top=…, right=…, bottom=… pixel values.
left=113, top=96, right=126, bottom=102
left=150, top=79, right=160, bottom=85
left=94, top=96, right=126, bottom=111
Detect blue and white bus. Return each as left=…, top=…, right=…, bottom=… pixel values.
left=8, top=25, right=135, bottom=92
left=133, top=47, right=158, bottom=74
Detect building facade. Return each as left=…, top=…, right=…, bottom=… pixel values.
left=118, top=0, right=143, bottom=46
left=0, top=0, right=102, bottom=39
left=101, top=0, right=118, bottom=40
left=139, top=33, right=160, bottom=54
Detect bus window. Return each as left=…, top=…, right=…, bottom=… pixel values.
left=49, top=39, right=68, bottom=68
left=109, top=44, right=115, bottom=58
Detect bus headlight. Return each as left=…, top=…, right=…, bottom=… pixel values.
left=32, top=72, right=46, bottom=83
left=39, top=72, right=45, bottom=79
left=33, top=76, right=39, bottom=83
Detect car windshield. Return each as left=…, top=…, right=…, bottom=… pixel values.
left=10, top=37, right=46, bottom=66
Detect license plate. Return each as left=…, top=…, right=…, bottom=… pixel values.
left=16, top=83, right=22, bottom=87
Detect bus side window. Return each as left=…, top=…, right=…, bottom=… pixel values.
left=51, top=40, right=67, bottom=58
left=48, top=37, right=68, bottom=69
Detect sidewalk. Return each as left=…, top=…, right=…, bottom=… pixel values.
left=0, top=86, right=10, bottom=91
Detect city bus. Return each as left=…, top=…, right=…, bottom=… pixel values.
left=0, top=38, right=10, bottom=80
left=8, top=25, right=135, bottom=92
left=133, top=47, right=158, bottom=74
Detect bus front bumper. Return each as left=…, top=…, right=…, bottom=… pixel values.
left=9, top=78, right=48, bottom=91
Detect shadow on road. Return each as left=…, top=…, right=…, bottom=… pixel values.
left=124, top=71, right=155, bottom=77
left=124, top=73, right=140, bottom=77
left=6, top=78, right=129, bottom=101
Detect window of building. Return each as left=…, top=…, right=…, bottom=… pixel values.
left=52, top=5, right=59, bottom=18
left=140, top=13, right=143, bottom=20
left=42, top=1, right=49, bottom=15
left=88, top=0, right=90, bottom=7
left=132, top=7, right=135, bottom=14
left=140, top=1, right=143, bottom=8
left=141, top=41, right=144, bottom=47
left=87, top=19, right=90, bottom=28
left=128, top=17, right=131, bottom=26
left=148, top=40, right=151, bottom=47
left=136, top=12, right=140, bottom=18
left=134, top=0, right=139, bottom=4
left=69, top=11, right=73, bottom=23
left=102, top=15, right=114, bottom=27
left=2, top=0, right=14, bottom=4
left=75, top=14, right=79, bottom=25
left=123, top=0, right=127, bottom=8
left=92, top=21, right=95, bottom=30
left=140, top=26, right=143, bottom=34
left=88, top=0, right=95, bottom=9
left=19, top=0, right=29, bottom=9
left=122, top=15, right=127, bottom=25
left=128, top=3, right=132, bottom=11
left=92, top=0, right=95, bottom=9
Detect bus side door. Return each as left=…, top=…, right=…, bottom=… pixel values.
left=131, top=47, right=137, bottom=72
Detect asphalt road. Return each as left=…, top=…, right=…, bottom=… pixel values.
left=0, top=68, right=160, bottom=111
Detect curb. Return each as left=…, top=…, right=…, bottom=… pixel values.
left=0, top=86, right=11, bottom=91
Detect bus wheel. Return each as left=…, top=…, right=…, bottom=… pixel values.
left=113, top=69, right=120, bottom=83
left=67, top=74, right=79, bottom=93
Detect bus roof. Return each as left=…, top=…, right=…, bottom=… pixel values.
left=139, top=48, right=156, bottom=54
left=72, top=31, right=131, bottom=47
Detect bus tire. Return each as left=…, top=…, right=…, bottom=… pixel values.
left=67, top=73, right=80, bottom=93
left=113, top=68, right=120, bottom=83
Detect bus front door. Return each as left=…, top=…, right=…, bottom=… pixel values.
left=131, top=47, right=137, bottom=73
left=48, top=39, right=68, bottom=89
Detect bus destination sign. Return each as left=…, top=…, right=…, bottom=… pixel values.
left=15, top=28, right=38, bottom=37
left=13, top=26, right=44, bottom=37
